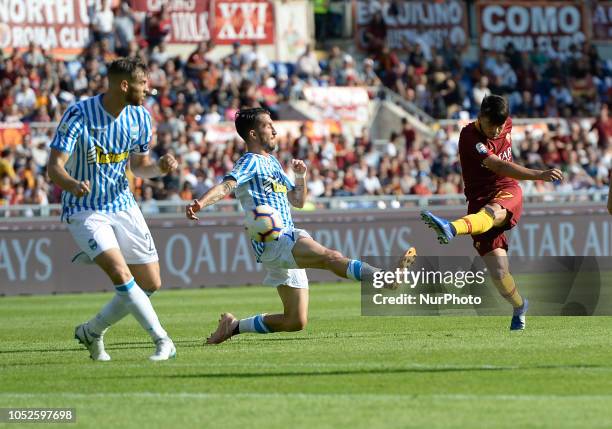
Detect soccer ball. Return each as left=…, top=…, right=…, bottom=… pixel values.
left=245, top=205, right=283, bottom=242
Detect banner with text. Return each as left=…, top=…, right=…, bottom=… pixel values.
left=4, top=206, right=612, bottom=295
left=353, top=0, right=468, bottom=51
left=303, top=87, right=371, bottom=123
left=212, top=0, right=274, bottom=45
left=476, top=1, right=587, bottom=54
left=130, top=0, right=274, bottom=45
left=131, top=0, right=211, bottom=44
left=592, top=1, right=612, bottom=42
left=0, top=0, right=90, bottom=57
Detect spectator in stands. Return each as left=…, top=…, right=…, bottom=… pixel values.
left=146, top=4, right=171, bottom=50
left=91, top=0, right=115, bottom=47
left=472, top=76, right=491, bottom=107
left=113, top=3, right=135, bottom=57
left=592, top=103, right=612, bottom=149
left=364, top=9, right=386, bottom=57
left=295, top=44, right=321, bottom=80
left=243, top=41, right=270, bottom=71
left=23, top=43, right=46, bottom=68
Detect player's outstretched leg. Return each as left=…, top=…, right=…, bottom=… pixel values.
left=421, top=211, right=457, bottom=244
left=388, top=247, right=418, bottom=290
left=206, top=285, right=308, bottom=344
left=483, top=249, right=528, bottom=331
left=291, top=236, right=416, bottom=285
left=421, top=208, right=495, bottom=244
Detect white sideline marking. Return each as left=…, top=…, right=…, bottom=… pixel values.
left=2, top=362, right=607, bottom=371
left=1, top=392, right=611, bottom=401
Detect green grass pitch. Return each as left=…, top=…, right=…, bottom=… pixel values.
left=1, top=283, right=612, bottom=429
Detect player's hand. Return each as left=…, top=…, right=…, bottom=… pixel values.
left=69, top=180, right=90, bottom=197
left=186, top=199, right=202, bottom=221
left=292, top=159, right=307, bottom=177
left=159, top=154, right=178, bottom=174
left=539, top=168, right=563, bottom=182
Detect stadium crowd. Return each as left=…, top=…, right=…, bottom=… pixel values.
left=0, top=2, right=611, bottom=211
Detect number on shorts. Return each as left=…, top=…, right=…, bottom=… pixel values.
left=144, top=233, right=153, bottom=252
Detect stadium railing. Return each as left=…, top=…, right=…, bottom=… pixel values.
left=0, top=190, right=608, bottom=221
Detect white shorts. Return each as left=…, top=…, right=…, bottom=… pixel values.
left=66, top=205, right=158, bottom=265
left=260, top=228, right=310, bottom=289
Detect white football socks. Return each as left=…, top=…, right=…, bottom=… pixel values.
left=103, top=278, right=167, bottom=342
left=87, top=289, right=157, bottom=337
left=87, top=294, right=129, bottom=337
left=238, top=314, right=271, bottom=334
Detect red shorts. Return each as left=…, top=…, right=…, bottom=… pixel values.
left=467, top=185, right=523, bottom=256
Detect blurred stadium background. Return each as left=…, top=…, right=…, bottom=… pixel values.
left=2, top=0, right=612, bottom=294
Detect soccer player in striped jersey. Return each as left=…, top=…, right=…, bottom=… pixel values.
left=48, top=57, right=177, bottom=361
left=186, top=108, right=416, bottom=344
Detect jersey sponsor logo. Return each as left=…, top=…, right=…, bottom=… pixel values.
left=95, top=146, right=129, bottom=164
left=272, top=181, right=287, bottom=193
left=263, top=177, right=287, bottom=194
left=58, top=122, right=69, bottom=135
left=475, top=142, right=488, bottom=155
left=499, top=146, right=512, bottom=162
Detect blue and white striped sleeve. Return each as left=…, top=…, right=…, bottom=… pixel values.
left=50, top=105, right=84, bottom=154
left=132, top=108, right=151, bottom=154
left=224, top=154, right=257, bottom=185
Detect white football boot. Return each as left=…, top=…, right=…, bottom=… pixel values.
left=150, top=337, right=177, bottom=361
left=74, top=323, right=111, bottom=361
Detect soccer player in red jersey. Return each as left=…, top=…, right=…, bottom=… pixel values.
left=421, top=95, right=563, bottom=330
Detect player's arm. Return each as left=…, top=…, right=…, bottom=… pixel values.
left=47, top=149, right=90, bottom=197
left=482, top=155, right=563, bottom=182
left=186, top=178, right=237, bottom=220
left=287, top=159, right=307, bottom=208
left=129, top=153, right=178, bottom=179
left=130, top=111, right=177, bottom=178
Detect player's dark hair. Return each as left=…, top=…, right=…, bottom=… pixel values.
left=235, top=107, right=270, bottom=141
left=107, top=57, right=148, bottom=82
left=480, top=95, right=509, bottom=126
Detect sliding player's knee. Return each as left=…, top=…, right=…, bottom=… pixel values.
left=323, top=248, right=344, bottom=270
left=285, top=314, right=308, bottom=331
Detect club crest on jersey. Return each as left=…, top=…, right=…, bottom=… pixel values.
left=475, top=143, right=488, bottom=155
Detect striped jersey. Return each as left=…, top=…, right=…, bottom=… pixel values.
left=50, top=94, right=151, bottom=221
left=225, top=152, right=295, bottom=260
